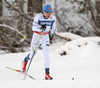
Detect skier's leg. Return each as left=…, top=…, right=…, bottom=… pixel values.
left=42, top=35, right=53, bottom=80
left=42, top=35, right=50, bottom=69
left=22, top=33, right=41, bottom=71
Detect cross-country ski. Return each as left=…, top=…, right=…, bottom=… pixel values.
left=6, top=66, right=35, bottom=80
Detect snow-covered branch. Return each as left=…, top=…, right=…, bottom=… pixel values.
left=0, top=24, right=24, bottom=38
left=55, top=32, right=81, bottom=41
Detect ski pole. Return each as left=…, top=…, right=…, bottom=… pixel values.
left=23, top=24, right=46, bottom=80
left=23, top=33, right=43, bottom=80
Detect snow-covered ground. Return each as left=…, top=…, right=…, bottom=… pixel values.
left=0, top=36, right=100, bottom=88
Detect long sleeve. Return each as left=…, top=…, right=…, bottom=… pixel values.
left=32, top=14, right=41, bottom=32
left=51, top=16, right=56, bottom=35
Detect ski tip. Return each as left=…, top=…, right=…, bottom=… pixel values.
left=5, top=66, right=8, bottom=68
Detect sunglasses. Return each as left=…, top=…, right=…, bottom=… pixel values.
left=46, top=12, right=52, bottom=14
left=44, top=10, right=53, bottom=14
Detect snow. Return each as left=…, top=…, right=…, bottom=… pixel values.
left=0, top=34, right=100, bottom=88
left=55, top=32, right=82, bottom=40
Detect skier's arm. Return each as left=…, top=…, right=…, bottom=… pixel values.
left=50, top=16, right=56, bottom=40
left=51, top=16, right=56, bottom=35
left=32, top=15, right=41, bottom=32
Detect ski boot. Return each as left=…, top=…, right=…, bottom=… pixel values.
left=22, top=61, right=27, bottom=72
left=22, top=54, right=30, bottom=72
left=45, top=68, right=53, bottom=80
left=45, top=73, right=53, bottom=80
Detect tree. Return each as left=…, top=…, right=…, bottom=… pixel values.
left=85, top=0, right=100, bottom=36
left=54, top=0, right=93, bottom=37
left=95, top=0, right=100, bottom=28
left=28, top=0, right=43, bottom=14
left=0, top=0, right=2, bottom=17
left=0, top=0, right=43, bottom=53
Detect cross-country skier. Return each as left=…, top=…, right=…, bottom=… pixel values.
left=22, top=4, right=56, bottom=80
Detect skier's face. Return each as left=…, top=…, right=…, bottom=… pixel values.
left=44, top=12, right=52, bottom=18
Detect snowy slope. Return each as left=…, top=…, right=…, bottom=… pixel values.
left=0, top=36, right=100, bottom=88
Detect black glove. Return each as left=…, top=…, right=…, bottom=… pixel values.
left=49, top=34, right=54, bottom=40
left=40, top=24, right=46, bottom=31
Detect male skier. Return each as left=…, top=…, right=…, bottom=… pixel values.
left=22, top=4, right=56, bottom=80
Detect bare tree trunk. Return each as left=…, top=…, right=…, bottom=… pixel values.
left=85, top=0, right=100, bottom=36
left=95, top=0, right=100, bottom=27
left=17, top=0, right=25, bottom=31
left=0, top=0, right=2, bottom=17
left=28, top=0, right=43, bottom=14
